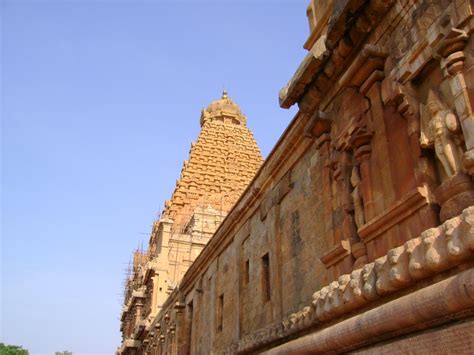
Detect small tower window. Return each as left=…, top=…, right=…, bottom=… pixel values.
left=217, top=294, right=224, bottom=332
left=261, top=253, right=271, bottom=302
left=244, top=259, right=250, bottom=285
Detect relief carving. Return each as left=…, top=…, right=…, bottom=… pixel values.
left=405, top=237, right=427, bottom=280
left=350, top=165, right=368, bottom=268
left=237, top=207, right=474, bottom=353
left=422, top=227, right=449, bottom=272
left=312, top=286, right=331, bottom=321
left=431, top=25, right=474, bottom=176
left=420, top=89, right=465, bottom=178
left=350, top=166, right=365, bottom=228
left=325, top=142, right=371, bottom=271
left=414, top=83, right=474, bottom=222
left=323, top=281, right=339, bottom=318
left=301, top=306, right=314, bottom=328
left=443, top=217, right=471, bottom=261
left=349, top=123, right=375, bottom=219
left=387, top=245, right=412, bottom=288
left=461, top=207, right=474, bottom=250
left=361, top=262, right=378, bottom=301
left=342, top=268, right=367, bottom=308
left=390, top=0, right=442, bottom=61
left=327, top=278, right=347, bottom=316
left=374, top=256, right=398, bottom=295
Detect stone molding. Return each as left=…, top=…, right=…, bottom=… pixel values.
left=143, top=260, right=160, bottom=283
left=320, top=239, right=351, bottom=267
left=122, top=338, right=141, bottom=349
left=279, top=0, right=394, bottom=110
left=232, top=206, right=474, bottom=354
left=304, top=0, right=335, bottom=50
left=358, top=184, right=435, bottom=243
left=264, top=267, right=474, bottom=354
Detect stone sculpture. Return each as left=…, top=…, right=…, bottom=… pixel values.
left=350, top=166, right=365, bottom=229
left=420, top=90, right=464, bottom=178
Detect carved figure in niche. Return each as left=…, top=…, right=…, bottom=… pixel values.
left=350, top=166, right=365, bottom=229
left=420, top=90, right=464, bottom=178
left=332, top=148, right=358, bottom=241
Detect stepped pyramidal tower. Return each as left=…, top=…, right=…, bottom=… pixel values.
left=120, top=92, right=263, bottom=341
left=163, top=89, right=263, bottom=234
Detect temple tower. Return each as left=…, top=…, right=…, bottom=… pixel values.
left=120, top=92, right=263, bottom=338
left=152, top=91, right=263, bottom=288
left=163, top=90, right=263, bottom=233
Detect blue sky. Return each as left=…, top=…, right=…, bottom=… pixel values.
left=2, top=1, right=307, bottom=353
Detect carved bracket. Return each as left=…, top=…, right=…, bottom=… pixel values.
left=305, top=111, right=333, bottom=139
left=320, top=239, right=351, bottom=268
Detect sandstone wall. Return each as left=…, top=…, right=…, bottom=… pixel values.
left=117, top=93, right=263, bottom=353
left=119, top=0, right=474, bottom=354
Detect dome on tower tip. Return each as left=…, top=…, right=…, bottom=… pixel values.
left=206, top=90, right=242, bottom=116
left=200, top=90, right=247, bottom=127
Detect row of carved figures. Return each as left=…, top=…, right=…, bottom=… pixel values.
left=232, top=206, right=474, bottom=353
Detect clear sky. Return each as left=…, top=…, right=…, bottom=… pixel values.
left=2, top=1, right=307, bottom=353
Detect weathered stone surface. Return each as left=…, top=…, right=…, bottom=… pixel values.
left=117, top=1, right=474, bottom=354
left=117, top=93, right=263, bottom=354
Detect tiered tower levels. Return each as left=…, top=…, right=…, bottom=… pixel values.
left=163, top=91, right=263, bottom=232
left=118, top=93, right=263, bottom=347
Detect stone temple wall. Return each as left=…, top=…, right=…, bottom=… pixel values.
left=117, top=92, right=263, bottom=353
left=117, top=0, right=474, bottom=354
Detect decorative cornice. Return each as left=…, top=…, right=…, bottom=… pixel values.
left=358, top=185, right=435, bottom=243
left=320, top=239, right=351, bottom=267
left=264, top=267, right=474, bottom=354
left=279, top=0, right=394, bottom=110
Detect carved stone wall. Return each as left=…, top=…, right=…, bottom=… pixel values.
left=117, top=93, right=263, bottom=354
left=117, top=1, right=474, bottom=354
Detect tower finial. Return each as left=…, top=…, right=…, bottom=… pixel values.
left=222, top=89, right=228, bottom=99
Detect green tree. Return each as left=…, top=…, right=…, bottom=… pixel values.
left=0, top=343, right=29, bottom=355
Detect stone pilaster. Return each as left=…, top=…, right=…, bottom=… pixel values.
left=432, top=27, right=474, bottom=175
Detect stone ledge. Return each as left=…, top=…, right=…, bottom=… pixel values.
left=117, top=338, right=142, bottom=354
left=131, top=289, right=145, bottom=299
left=320, top=239, right=351, bottom=267
left=358, top=184, right=435, bottom=243
left=232, top=206, right=474, bottom=354
left=264, top=268, right=474, bottom=354
left=350, top=319, right=474, bottom=354
left=279, top=0, right=394, bottom=110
